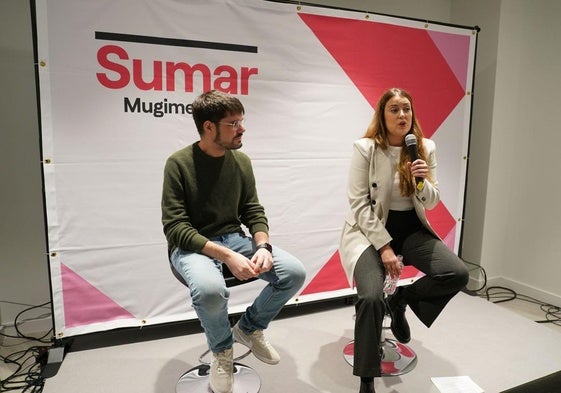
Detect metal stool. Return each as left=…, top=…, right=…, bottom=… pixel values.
left=343, top=266, right=424, bottom=376
left=175, top=347, right=260, bottom=393
left=170, top=259, right=261, bottom=393
left=343, top=315, right=418, bottom=376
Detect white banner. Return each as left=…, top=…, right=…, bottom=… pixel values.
left=34, top=0, right=477, bottom=338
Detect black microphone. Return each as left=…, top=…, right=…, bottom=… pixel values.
left=404, top=134, right=424, bottom=190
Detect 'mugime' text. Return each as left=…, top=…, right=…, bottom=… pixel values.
left=124, top=97, right=192, bottom=118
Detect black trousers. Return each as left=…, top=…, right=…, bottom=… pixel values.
left=352, top=210, right=469, bottom=377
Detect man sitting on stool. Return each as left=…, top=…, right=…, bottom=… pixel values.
left=161, top=90, right=306, bottom=393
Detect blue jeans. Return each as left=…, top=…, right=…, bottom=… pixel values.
left=171, top=232, right=306, bottom=353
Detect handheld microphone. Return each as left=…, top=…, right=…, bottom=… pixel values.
left=404, top=134, right=424, bottom=190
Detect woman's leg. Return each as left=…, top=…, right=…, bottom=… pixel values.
left=353, top=245, right=386, bottom=378
left=400, top=230, right=469, bottom=327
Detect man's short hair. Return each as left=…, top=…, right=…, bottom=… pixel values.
left=192, top=90, right=245, bottom=135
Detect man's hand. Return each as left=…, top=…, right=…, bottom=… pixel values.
left=251, top=247, right=273, bottom=274
left=224, top=252, right=259, bottom=280
left=202, top=241, right=258, bottom=280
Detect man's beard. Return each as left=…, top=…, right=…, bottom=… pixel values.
left=215, top=129, right=243, bottom=150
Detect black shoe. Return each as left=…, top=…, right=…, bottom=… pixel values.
left=386, top=290, right=411, bottom=343
left=359, top=381, right=376, bottom=393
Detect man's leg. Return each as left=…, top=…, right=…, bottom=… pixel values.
left=223, top=233, right=306, bottom=363
left=238, top=245, right=306, bottom=331
left=171, top=247, right=234, bottom=352
left=171, top=247, right=234, bottom=393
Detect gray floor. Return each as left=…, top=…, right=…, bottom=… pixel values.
left=31, top=292, right=561, bottom=393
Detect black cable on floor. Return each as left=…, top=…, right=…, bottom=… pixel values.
left=482, top=286, right=561, bottom=327
left=538, top=303, right=561, bottom=327
left=483, top=286, right=517, bottom=303
left=461, top=258, right=488, bottom=293
left=459, top=259, right=561, bottom=327
left=0, top=346, right=45, bottom=392
left=1, top=302, right=52, bottom=344
left=0, top=301, right=53, bottom=393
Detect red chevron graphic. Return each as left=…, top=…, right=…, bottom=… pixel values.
left=300, top=205, right=456, bottom=295
left=299, top=13, right=464, bottom=137
left=300, top=250, right=350, bottom=294
left=425, top=200, right=456, bottom=240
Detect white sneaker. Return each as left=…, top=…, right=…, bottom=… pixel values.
left=232, top=321, right=280, bottom=365
left=209, top=348, right=233, bottom=393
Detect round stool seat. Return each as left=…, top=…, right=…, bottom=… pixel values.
left=343, top=339, right=417, bottom=376
left=176, top=363, right=261, bottom=393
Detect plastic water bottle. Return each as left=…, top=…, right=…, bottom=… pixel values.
left=383, top=255, right=404, bottom=295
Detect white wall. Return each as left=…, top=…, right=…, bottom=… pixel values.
left=481, top=0, right=561, bottom=305
left=1, top=0, right=560, bottom=328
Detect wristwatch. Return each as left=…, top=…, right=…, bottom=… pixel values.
left=256, top=242, right=273, bottom=253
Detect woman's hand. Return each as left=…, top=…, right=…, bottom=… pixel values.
left=379, top=244, right=403, bottom=279
left=409, top=158, right=428, bottom=180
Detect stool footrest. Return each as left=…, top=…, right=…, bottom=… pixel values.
left=343, top=338, right=417, bottom=376
left=198, top=344, right=252, bottom=365
left=176, top=363, right=260, bottom=393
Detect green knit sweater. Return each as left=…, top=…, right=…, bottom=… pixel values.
left=161, top=142, right=269, bottom=253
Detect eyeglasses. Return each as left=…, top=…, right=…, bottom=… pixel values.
left=217, top=119, right=245, bottom=131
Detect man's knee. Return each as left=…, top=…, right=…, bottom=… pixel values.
left=275, top=254, right=306, bottom=288
left=291, top=261, right=307, bottom=286
left=192, top=284, right=229, bottom=312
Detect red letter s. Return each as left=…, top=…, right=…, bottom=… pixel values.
left=96, top=45, right=130, bottom=89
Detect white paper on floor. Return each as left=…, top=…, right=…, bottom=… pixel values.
left=431, top=376, right=484, bottom=393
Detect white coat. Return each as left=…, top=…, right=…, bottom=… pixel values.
left=339, top=137, right=440, bottom=287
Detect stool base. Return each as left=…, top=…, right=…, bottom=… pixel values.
left=176, top=363, right=261, bottom=393
left=343, top=339, right=417, bottom=376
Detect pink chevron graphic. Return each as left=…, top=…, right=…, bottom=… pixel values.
left=428, top=31, right=471, bottom=91
left=441, top=225, right=457, bottom=250
left=299, top=13, right=465, bottom=137
left=61, top=263, right=134, bottom=328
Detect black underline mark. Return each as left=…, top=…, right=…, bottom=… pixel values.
left=95, top=31, right=258, bottom=53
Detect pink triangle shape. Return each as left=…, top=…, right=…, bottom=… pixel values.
left=61, top=263, right=135, bottom=328
left=428, top=30, right=471, bottom=91
left=441, top=223, right=457, bottom=251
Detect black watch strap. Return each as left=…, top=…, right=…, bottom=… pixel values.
left=256, top=242, right=273, bottom=253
